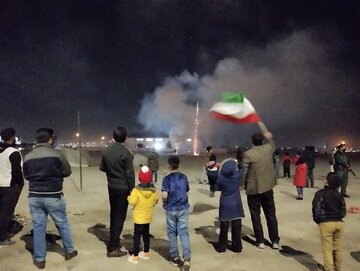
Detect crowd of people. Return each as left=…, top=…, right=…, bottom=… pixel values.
left=0, top=126, right=352, bottom=271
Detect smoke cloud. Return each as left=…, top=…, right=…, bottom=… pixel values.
left=138, top=29, right=359, bottom=150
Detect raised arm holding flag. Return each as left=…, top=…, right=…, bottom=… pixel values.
left=209, top=92, right=269, bottom=133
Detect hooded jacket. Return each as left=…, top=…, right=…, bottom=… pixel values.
left=217, top=159, right=245, bottom=221
left=128, top=183, right=158, bottom=224
left=293, top=160, right=307, bottom=187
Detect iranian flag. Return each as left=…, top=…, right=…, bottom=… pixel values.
left=209, top=92, right=261, bottom=123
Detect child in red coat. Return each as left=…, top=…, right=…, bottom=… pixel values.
left=293, top=157, right=307, bottom=200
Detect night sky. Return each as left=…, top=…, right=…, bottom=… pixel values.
left=1, top=1, right=360, bottom=148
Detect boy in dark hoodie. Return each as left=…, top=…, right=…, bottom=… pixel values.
left=312, top=172, right=346, bottom=271
left=206, top=154, right=220, bottom=197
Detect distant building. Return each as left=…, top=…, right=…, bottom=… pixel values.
left=126, top=133, right=171, bottom=152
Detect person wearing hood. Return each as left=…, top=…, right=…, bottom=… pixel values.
left=312, top=172, right=346, bottom=271
left=127, top=166, right=158, bottom=264
left=216, top=158, right=244, bottom=255
left=293, top=157, right=307, bottom=200
left=0, top=128, right=24, bottom=246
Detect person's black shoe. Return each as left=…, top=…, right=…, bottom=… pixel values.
left=65, top=250, right=78, bottom=260
left=107, top=248, right=127, bottom=257
left=343, top=194, right=350, bottom=198
left=170, top=256, right=183, bottom=266
left=33, top=260, right=46, bottom=269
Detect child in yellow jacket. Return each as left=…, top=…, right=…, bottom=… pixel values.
left=127, top=166, right=158, bottom=264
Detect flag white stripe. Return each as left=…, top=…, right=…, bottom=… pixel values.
left=209, top=98, right=256, bottom=116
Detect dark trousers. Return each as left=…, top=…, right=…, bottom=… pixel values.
left=247, top=189, right=280, bottom=244
left=306, top=169, right=314, bottom=187
left=336, top=170, right=349, bottom=195
left=0, top=186, right=22, bottom=241
left=283, top=167, right=290, bottom=178
left=133, top=223, right=150, bottom=256
left=208, top=176, right=217, bottom=192
left=218, top=219, right=242, bottom=253
left=107, top=187, right=130, bottom=252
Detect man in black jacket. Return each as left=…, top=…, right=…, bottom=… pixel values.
left=100, top=127, right=135, bottom=257
left=312, top=172, right=346, bottom=271
left=24, top=128, right=77, bottom=269
left=0, top=128, right=24, bottom=246
left=303, top=146, right=316, bottom=187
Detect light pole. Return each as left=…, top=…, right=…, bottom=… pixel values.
left=77, top=111, right=83, bottom=192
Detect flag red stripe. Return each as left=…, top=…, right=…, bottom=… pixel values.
left=211, top=112, right=260, bottom=123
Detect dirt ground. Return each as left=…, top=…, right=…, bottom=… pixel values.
left=1, top=153, right=360, bottom=271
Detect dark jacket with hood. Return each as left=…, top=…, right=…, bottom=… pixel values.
left=216, top=159, right=245, bottom=221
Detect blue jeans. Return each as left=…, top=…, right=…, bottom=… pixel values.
left=166, top=209, right=191, bottom=261
left=29, top=196, right=75, bottom=262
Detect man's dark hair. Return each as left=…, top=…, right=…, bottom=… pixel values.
left=168, top=155, right=180, bottom=170
left=36, top=128, right=54, bottom=143
left=113, top=127, right=127, bottom=143
left=0, top=128, right=16, bottom=142
left=252, top=133, right=264, bottom=146
left=206, top=146, right=212, bottom=152
left=326, top=172, right=342, bottom=189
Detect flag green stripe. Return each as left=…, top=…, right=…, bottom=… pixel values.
left=222, top=92, right=244, bottom=103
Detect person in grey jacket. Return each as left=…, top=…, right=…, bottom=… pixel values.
left=100, top=127, right=135, bottom=257
left=23, top=128, right=77, bottom=269
left=241, top=131, right=280, bottom=250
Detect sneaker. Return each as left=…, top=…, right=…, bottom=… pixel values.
left=0, top=239, right=16, bottom=246
left=219, top=251, right=226, bottom=255
left=33, top=260, right=46, bottom=269
left=107, top=248, right=127, bottom=257
left=183, top=260, right=190, bottom=271
left=170, top=256, right=183, bottom=267
left=272, top=243, right=280, bottom=250
left=343, top=194, right=350, bottom=198
left=127, top=255, right=139, bottom=264
left=296, top=197, right=302, bottom=200
left=139, top=251, right=150, bottom=260
left=257, top=243, right=265, bottom=249
left=65, top=250, right=78, bottom=260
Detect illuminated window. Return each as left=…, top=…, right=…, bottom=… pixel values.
left=146, top=138, right=153, bottom=142
left=155, top=138, right=163, bottom=142
left=136, top=138, right=144, bottom=141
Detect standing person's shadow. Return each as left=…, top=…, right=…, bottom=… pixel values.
left=21, top=230, right=65, bottom=257
left=195, top=220, right=254, bottom=252
left=279, top=245, right=323, bottom=271
left=88, top=223, right=174, bottom=266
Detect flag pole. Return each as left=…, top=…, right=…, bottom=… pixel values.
left=257, top=121, right=269, bottom=134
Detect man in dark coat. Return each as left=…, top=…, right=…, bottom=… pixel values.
left=100, top=127, right=135, bottom=257
left=333, top=143, right=350, bottom=197
left=302, top=146, right=316, bottom=187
